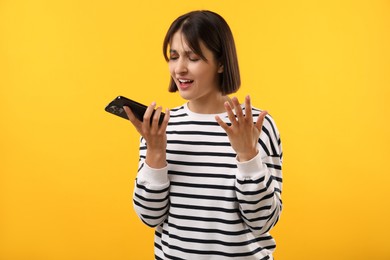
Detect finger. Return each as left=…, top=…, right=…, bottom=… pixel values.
left=123, top=106, right=142, bottom=129
left=159, top=108, right=170, bottom=132
left=255, top=110, right=268, bottom=132
left=232, top=97, right=244, bottom=121
left=215, top=115, right=231, bottom=133
left=142, top=101, right=156, bottom=131
left=123, top=106, right=135, bottom=121
left=244, top=95, right=253, bottom=122
left=144, top=101, right=156, bottom=121
left=224, top=101, right=238, bottom=126
left=150, top=106, right=163, bottom=131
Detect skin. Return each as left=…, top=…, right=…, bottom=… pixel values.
left=215, top=95, right=268, bottom=162
left=124, top=31, right=268, bottom=169
left=123, top=103, right=170, bottom=169
left=168, top=30, right=225, bottom=114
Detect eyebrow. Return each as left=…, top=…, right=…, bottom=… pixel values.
left=169, top=49, right=196, bottom=55
left=169, top=49, right=207, bottom=61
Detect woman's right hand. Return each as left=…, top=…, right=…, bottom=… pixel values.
left=123, top=102, right=170, bottom=168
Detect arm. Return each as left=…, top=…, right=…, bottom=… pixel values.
left=123, top=103, right=171, bottom=227
left=216, top=95, right=283, bottom=234
left=235, top=116, right=282, bottom=235
left=133, top=137, right=170, bottom=227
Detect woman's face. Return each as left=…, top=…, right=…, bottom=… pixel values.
left=168, top=31, right=223, bottom=104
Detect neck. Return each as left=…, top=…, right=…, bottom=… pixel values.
left=187, top=95, right=230, bottom=114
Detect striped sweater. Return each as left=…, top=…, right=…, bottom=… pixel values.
left=133, top=103, right=283, bottom=260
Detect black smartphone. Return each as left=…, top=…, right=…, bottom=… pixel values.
left=105, top=96, right=165, bottom=125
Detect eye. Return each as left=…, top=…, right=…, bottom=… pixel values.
left=169, top=50, right=179, bottom=61
left=188, top=55, right=200, bottom=62
left=169, top=54, right=179, bottom=61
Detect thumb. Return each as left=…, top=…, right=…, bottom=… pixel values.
left=123, top=106, right=142, bottom=131
left=255, top=110, right=268, bottom=132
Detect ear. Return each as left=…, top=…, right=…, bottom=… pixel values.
left=218, top=63, right=224, bottom=73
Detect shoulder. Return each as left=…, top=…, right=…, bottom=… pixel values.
left=251, top=106, right=282, bottom=159
left=251, top=106, right=280, bottom=137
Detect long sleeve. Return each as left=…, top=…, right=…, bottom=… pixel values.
left=235, top=115, right=283, bottom=235
left=131, top=105, right=283, bottom=259
left=132, top=138, right=170, bottom=227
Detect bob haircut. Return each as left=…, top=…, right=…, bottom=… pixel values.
left=163, top=10, right=241, bottom=95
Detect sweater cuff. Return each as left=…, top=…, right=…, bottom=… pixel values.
left=137, top=163, right=169, bottom=186
left=236, top=152, right=267, bottom=179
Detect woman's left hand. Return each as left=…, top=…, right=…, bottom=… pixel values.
left=215, top=95, right=268, bottom=162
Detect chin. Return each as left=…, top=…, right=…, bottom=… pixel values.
left=178, top=92, right=192, bottom=101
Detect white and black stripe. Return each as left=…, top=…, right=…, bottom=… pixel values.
left=133, top=103, right=282, bottom=259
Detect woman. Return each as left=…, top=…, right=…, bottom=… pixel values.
left=124, top=10, right=283, bottom=260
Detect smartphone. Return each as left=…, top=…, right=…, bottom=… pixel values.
left=105, top=96, right=165, bottom=125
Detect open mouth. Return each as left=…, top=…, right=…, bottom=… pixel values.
left=177, top=79, right=194, bottom=90
left=178, top=79, right=194, bottom=84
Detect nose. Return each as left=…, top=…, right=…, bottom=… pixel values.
left=175, top=58, right=188, bottom=75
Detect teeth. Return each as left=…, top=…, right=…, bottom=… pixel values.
left=179, top=79, right=193, bottom=83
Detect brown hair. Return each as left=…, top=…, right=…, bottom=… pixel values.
left=163, top=10, right=241, bottom=95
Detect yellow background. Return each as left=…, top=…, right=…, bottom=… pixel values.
left=1, top=0, right=389, bottom=259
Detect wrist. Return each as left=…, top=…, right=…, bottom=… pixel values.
left=145, top=149, right=167, bottom=168
left=237, top=149, right=258, bottom=162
